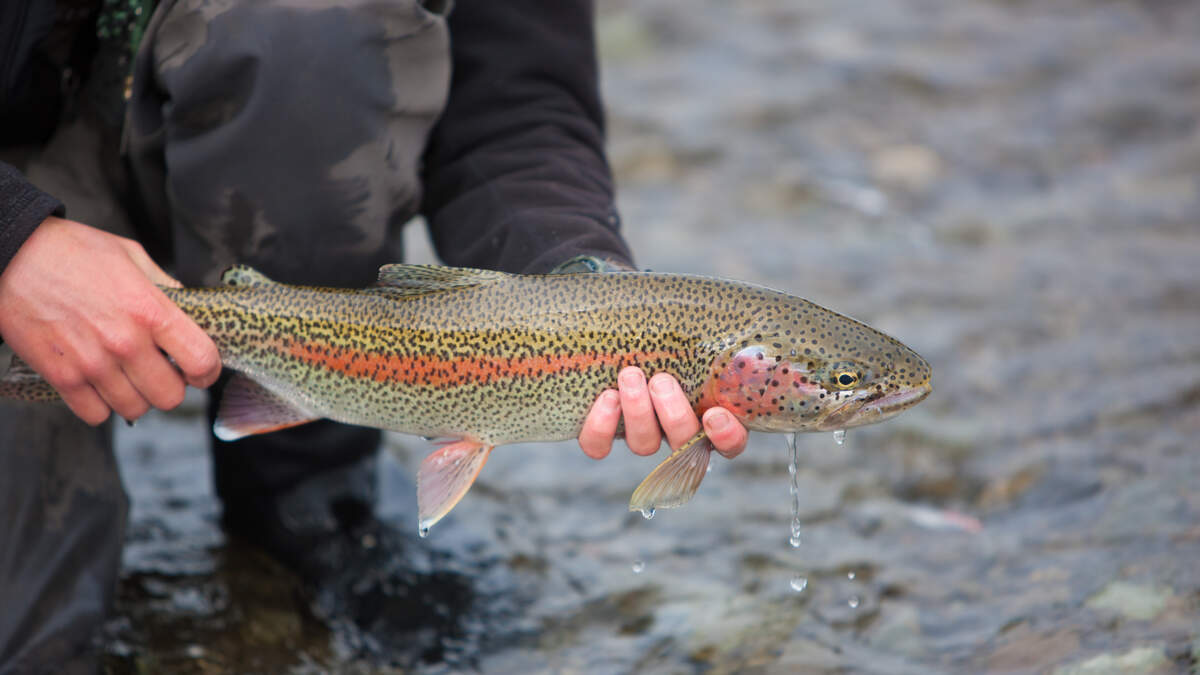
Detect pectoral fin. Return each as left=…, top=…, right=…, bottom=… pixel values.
left=629, top=432, right=714, bottom=513
left=417, top=440, right=494, bottom=534
left=213, top=374, right=319, bottom=441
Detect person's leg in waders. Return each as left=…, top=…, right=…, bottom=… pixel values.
left=123, top=0, right=454, bottom=648
left=0, top=37, right=138, bottom=668
left=0, top=403, right=125, bottom=674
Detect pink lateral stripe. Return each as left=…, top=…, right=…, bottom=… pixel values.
left=286, top=341, right=687, bottom=387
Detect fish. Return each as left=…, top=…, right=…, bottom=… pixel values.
left=0, top=264, right=932, bottom=533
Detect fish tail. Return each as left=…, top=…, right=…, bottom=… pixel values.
left=0, top=355, right=61, bottom=403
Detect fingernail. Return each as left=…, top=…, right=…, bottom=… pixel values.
left=708, top=411, right=730, bottom=431
left=619, top=368, right=643, bottom=388
left=601, top=390, right=620, bottom=409
left=650, top=375, right=674, bottom=396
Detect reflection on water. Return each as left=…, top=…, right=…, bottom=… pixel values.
left=105, top=1, right=1200, bottom=672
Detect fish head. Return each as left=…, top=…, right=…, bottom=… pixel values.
left=703, top=303, right=931, bottom=433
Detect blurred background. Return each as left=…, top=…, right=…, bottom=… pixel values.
left=106, top=1, right=1200, bottom=672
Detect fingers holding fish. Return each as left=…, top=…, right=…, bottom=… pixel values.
left=618, top=366, right=663, bottom=456
left=35, top=356, right=111, bottom=426
left=703, top=408, right=748, bottom=459
left=145, top=293, right=222, bottom=390
left=118, top=342, right=187, bottom=412
left=579, top=389, right=621, bottom=459
left=56, top=336, right=148, bottom=424
left=0, top=217, right=218, bottom=424
left=94, top=368, right=151, bottom=423
left=648, top=372, right=701, bottom=450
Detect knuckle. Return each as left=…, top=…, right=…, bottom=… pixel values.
left=43, top=365, right=84, bottom=391
left=77, top=357, right=110, bottom=381
left=100, top=328, right=139, bottom=359
left=132, top=297, right=171, bottom=328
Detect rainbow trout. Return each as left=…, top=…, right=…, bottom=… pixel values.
left=0, top=264, right=931, bottom=533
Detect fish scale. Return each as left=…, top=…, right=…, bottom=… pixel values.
left=1, top=264, right=932, bottom=531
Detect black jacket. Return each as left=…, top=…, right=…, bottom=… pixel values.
left=0, top=0, right=631, bottom=277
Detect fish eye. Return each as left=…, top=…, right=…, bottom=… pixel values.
left=832, top=370, right=861, bottom=389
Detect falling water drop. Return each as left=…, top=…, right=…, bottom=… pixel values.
left=832, top=429, right=846, bottom=445
left=848, top=595, right=860, bottom=609
left=786, top=432, right=807, bottom=591
left=847, top=571, right=856, bottom=580
left=418, top=526, right=430, bottom=538
left=420, top=436, right=436, bottom=442
left=631, top=559, right=646, bottom=574
left=641, top=507, right=656, bottom=520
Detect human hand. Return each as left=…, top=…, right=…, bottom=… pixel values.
left=0, top=217, right=221, bottom=424
left=578, top=366, right=748, bottom=460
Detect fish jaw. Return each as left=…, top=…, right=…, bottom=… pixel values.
left=814, top=380, right=932, bottom=431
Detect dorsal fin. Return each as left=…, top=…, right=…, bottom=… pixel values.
left=369, top=264, right=510, bottom=297
left=221, top=265, right=278, bottom=288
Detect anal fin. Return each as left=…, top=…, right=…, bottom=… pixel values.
left=417, top=440, right=494, bottom=535
left=213, top=374, right=320, bottom=441
left=629, top=432, right=714, bottom=513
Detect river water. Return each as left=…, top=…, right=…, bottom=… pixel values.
left=104, top=1, right=1200, bottom=673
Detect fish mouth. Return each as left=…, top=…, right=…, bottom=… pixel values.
left=817, top=382, right=932, bottom=431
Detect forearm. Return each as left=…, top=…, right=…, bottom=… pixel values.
left=420, top=0, right=632, bottom=274
left=0, top=161, right=63, bottom=278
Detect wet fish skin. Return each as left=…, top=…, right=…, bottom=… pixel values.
left=0, top=264, right=932, bottom=530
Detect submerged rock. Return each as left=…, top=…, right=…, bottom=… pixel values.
left=1051, top=645, right=1172, bottom=675
left=1085, top=581, right=1172, bottom=622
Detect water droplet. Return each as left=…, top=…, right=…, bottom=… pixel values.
left=847, top=571, right=856, bottom=580
left=848, top=595, right=860, bottom=609
left=641, top=507, right=656, bottom=520
left=420, top=435, right=436, bottom=442
left=631, top=559, right=646, bottom=574
left=706, top=464, right=713, bottom=474
left=418, top=526, right=430, bottom=538
left=832, top=429, right=846, bottom=445
left=785, top=433, right=809, bottom=588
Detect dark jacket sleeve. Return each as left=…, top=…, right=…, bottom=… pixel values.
left=419, top=0, right=633, bottom=274
left=0, top=161, right=63, bottom=276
